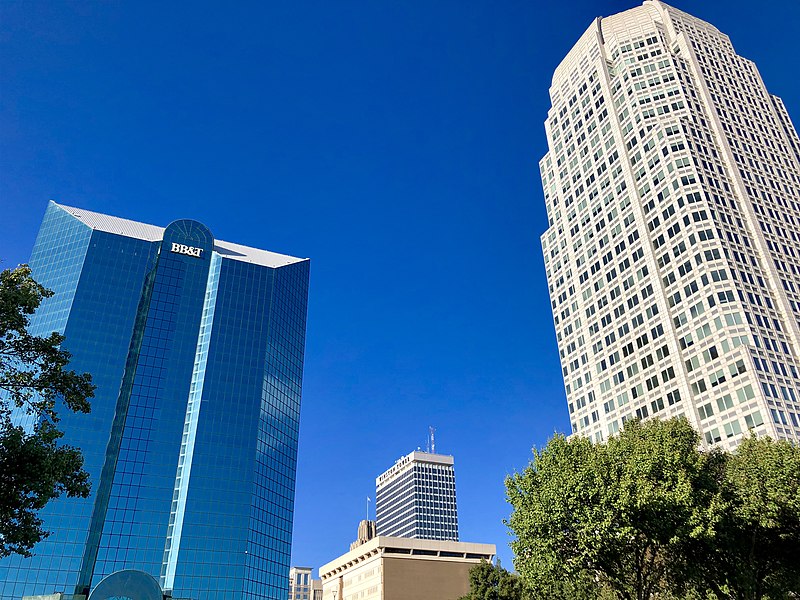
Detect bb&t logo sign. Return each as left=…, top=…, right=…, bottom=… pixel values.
left=170, top=242, right=204, bottom=258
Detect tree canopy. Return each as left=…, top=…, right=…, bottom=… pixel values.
left=706, top=435, right=800, bottom=600
left=506, top=417, right=800, bottom=600
left=0, top=265, right=95, bottom=557
left=459, top=559, right=531, bottom=600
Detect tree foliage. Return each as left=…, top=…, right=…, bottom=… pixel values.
left=459, top=559, right=531, bottom=600
left=704, top=435, right=800, bottom=600
left=506, top=417, right=800, bottom=600
left=0, top=265, right=95, bottom=557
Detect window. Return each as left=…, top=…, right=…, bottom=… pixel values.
left=724, top=420, right=742, bottom=438
left=709, top=369, right=726, bottom=387
left=666, top=389, right=681, bottom=405
left=736, top=384, right=755, bottom=403
left=717, top=394, right=734, bottom=412
left=692, top=379, right=708, bottom=395
left=729, top=359, right=746, bottom=378
left=744, top=411, right=764, bottom=429
left=705, top=428, right=722, bottom=444
left=702, top=346, right=719, bottom=363
left=698, top=403, right=714, bottom=420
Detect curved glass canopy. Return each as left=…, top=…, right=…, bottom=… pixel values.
left=87, top=569, right=163, bottom=600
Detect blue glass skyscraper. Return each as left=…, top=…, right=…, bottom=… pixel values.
left=0, top=202, right=310, bottom=600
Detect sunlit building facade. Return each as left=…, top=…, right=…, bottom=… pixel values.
left=0, top=202, right=310, bottom=600
left=319, top=536, right=495, bottom=600
left=375, top=451, right=458, bottom=541
left=541, top=1, right=800, bottom=448
left=288, top=566, right=321, bottom=600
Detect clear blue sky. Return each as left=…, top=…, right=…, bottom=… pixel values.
left=2, top=0, right=799, bottom=574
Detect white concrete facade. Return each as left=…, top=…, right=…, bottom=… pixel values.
left=289, top=566, right=321, bottom=600
left=541, top=1, right=800, bottom=448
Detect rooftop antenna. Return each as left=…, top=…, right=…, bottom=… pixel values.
left=429, top=426, right=436, bottom=454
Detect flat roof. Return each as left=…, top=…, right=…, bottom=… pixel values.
left=319, top=536, right=496, bottom=579
left=55, top=201, right=307, bottom=269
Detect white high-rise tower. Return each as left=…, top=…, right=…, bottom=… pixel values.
left=541, top=1, right=800, bottom=448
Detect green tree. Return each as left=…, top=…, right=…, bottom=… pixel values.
left=459, top=559, right=531, bottom=600
left=0, top=265, right=95, bottom=557
left=702, top=435, right=800, bottom=600
left=506, top=418, right=720, bottom=600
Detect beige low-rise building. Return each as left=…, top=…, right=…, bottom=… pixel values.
left=319, top=536, right=495, bottom=600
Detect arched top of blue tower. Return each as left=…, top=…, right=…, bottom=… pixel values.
left=162, top=219, right=215, bottom=260
left=164, top=219, right=214, bottom=247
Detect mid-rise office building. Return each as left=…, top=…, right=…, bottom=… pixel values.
left=288, top=567, right=321, bottom=600
left=540, top=1, right=800, bottom=448
left=1, top=202, right=310, bottom=600
left=375, top=451, right=458, bottom=541
left=288, top=567, right=312, bottom=600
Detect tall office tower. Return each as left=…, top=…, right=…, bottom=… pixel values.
left=0, top=202, right=310, bottom=600
left=540, top=1, right=800, bottom=448
left=375, top=451, right=458, bottom=541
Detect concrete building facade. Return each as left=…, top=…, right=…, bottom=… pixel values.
left=540, top=1, right=800, bottom=448
left=375, top=452, right=458, bottom=541
left=289, top=567, right=322, bottom=600
left=350, top=520, right=377, bottom=551
left=318, top=537, right=495, bottom=600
